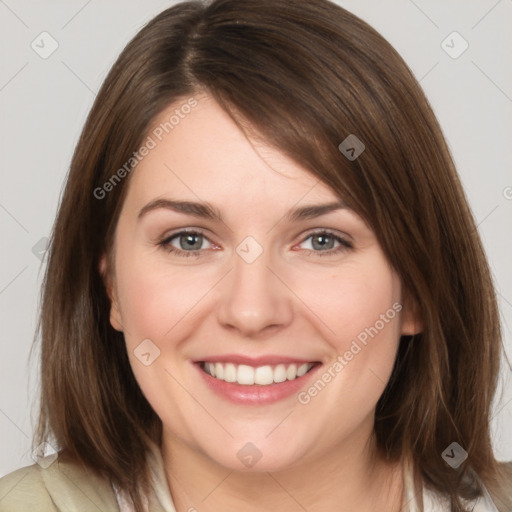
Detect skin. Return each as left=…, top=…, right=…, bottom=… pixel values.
left=101, top=93, right=420, bottom=512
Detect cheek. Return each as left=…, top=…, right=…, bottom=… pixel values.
left=114, top=253, right=215, bottom=347
left=294, top=257, right=403, bottom=406
left=113, top=252, right=203, bottom=421
left=296, top=258, right=401, bottom=350
left=292, top=262, right=402, bottom=435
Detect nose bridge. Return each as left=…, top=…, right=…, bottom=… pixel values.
left=216, top=238, right=293, bottom=335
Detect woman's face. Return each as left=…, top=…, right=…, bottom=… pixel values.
left=103, top=93, right=418, bottom=472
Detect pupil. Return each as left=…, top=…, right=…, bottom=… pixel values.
left=313, top=234, right=333, bottom=251
left=181, top=234, right=202, bottom=250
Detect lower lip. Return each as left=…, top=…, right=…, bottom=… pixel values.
left=194, top=362, right=321, bottom=405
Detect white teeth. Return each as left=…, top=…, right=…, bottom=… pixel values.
left=254, top=365, right=274, bottom=385
left=224, top=363, right=237, bottom=382
left=286, top=364, right=297, bottom=380
left=202, top=361, right=315, bottom=386
left=273, top=364, right=287, bottom=383
left=215, top=362, right=224, bottom=380
left=297, top=363, right=309, bottom=377
left=237, top=364, right=255, bottom=385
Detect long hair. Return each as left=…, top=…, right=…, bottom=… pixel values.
left=33, top=1, right=512, bottom=510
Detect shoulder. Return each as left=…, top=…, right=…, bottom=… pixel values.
left=0, top=463, right=55, bottom=512
left=0, top=453, right=119, bottom=512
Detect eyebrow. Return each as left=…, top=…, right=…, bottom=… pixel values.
left=137, top=199, right=347, bottom=223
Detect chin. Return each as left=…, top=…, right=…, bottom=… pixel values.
left=204, top=440, right=307, bottom=473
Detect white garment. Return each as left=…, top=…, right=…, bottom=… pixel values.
left=112, top=440, right=176, bottom=512
left=112, top=441, right=500, bottom=512
left=421, top=485, right=500, bottom=512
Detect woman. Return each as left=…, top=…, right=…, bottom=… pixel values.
left=0, top=0, right=510, bottom=511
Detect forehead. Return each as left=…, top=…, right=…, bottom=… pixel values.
left=124, top=94, right=340, bottom=211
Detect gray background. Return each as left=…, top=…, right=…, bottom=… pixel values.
left=1, top=0, right=511, bottom=476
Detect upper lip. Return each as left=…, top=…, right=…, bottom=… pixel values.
left=194, top=354, right=320, bottom=367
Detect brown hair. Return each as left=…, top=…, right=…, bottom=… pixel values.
left=33, top=0, right=512, bottom=510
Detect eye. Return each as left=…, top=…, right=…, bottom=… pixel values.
left=297, top=230, right=353, bottom=256
left=158, top=230, right=213, bottom=258
left=158, top=229, right=353, bottom=259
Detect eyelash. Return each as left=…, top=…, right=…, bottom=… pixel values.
left=158, top=229, right=353, bottom=258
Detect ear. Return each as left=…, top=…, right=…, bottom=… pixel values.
left=400, top=293, right=423, bottom=336
left=99, top=254, right=123, bottom=332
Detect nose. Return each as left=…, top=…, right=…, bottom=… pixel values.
left=216, top=247, right=294, bottom=338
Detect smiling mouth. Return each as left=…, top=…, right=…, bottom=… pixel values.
left=199, top=361, right=319, bottom=386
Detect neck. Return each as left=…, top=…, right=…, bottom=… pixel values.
left=161, top=423, right=403, bottom=512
